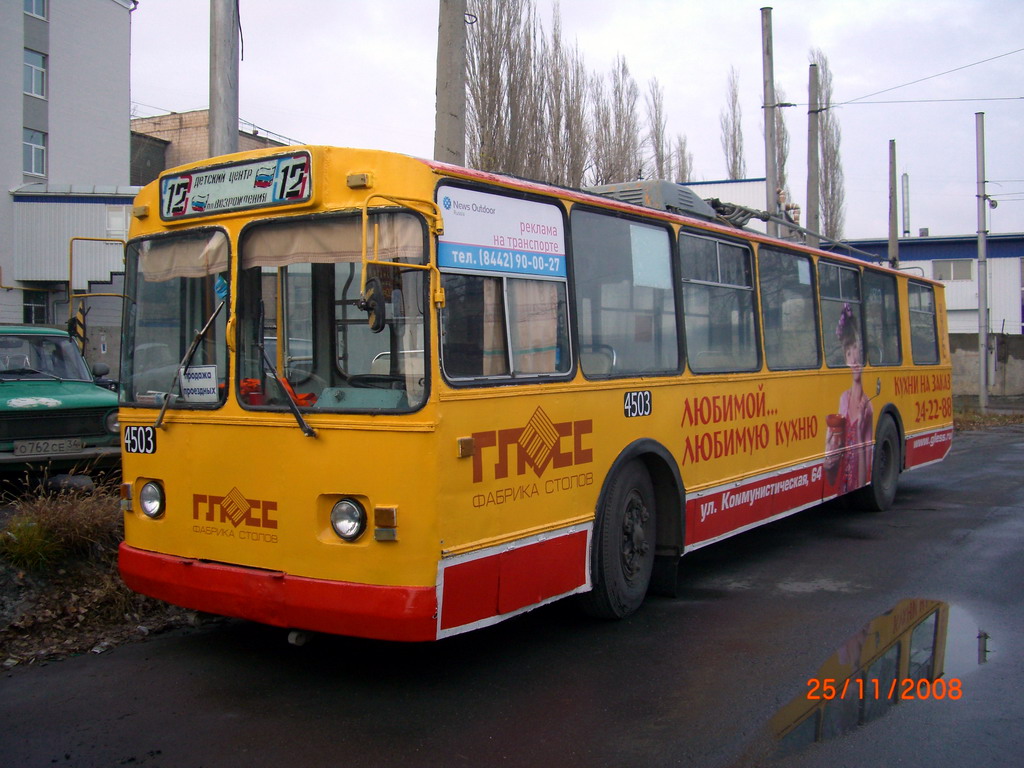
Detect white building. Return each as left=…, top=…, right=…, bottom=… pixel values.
left=1, top=0, right=135, bottom=328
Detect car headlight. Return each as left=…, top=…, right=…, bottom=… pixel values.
left=104, top=409, right=119, bottom=435
left=139, top=481, right=165, bottom=519
left=330, top=498, right=366, bottom=541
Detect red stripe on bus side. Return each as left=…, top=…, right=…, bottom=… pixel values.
left=118, top=543, right=438, bottom=642
left=685, top=464, right=824, bottom=546
left=904, top=427, right=953, bottom=469
left=440, top=530, right=589, bottom=631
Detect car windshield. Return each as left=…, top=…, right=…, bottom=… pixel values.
left=0, top=333, right=92, bottom=381
left=236, top=212, right=428, bottom=412
left=121, top=229, right=230, bottom=407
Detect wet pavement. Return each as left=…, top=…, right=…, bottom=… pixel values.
left=2, top=426, right=1023, bottom=767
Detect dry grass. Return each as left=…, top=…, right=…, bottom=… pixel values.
left=0, top=486, right=123, bottom=571
left=0, top=482, right=191, bottom=666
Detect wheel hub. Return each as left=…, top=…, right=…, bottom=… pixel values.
left=621, top=490, right=650, bottom=579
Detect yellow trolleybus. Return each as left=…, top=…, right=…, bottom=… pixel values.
left=117, top=146, right=953, bottom=641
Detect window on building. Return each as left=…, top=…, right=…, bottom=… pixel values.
left=23, top=129, right=46, bottom=176
left=24, top=0, right=47, bottom=19
left=23, top=50, right=46, bottom=98
left=932, top=259, right=972, bottom=281
left=106, top=206, right=128, bottom=239
left=23, top=290, right=48, bottom=324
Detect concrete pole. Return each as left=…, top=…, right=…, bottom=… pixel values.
left=209, top=0, right=240, bottom=158
left=888, top=140, right=899, bottom=267
left=806, top=63, right=820, bottom=248
left=434, top=0, right=467, bottom=165
left=976, top=112, right=989, bottom=412
left=761, top=7, right=778, bottom=237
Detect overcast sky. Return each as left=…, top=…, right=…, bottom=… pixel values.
left=130, top=0, right=1024, bottom=240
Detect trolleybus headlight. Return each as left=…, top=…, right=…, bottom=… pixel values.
left=139, top=481, right=166, bottom=519
left=330, top=498, right=366, bottom=541
left=104, top=409, right=119, bottom=434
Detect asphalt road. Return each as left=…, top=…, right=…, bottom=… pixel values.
left=2, top=426, right=1022, bottom=768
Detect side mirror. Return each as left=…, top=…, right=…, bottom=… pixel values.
left=359, top=277, right=386, bottom=333
left=92, top=361, right=111, bottom=377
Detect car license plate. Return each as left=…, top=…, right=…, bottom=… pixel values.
left=12, top=438, right=84, bottom=457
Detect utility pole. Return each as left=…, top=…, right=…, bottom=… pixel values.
left=976, top=112, right=989, bottom=412
left=761, top=7, right=778, bottom=237
left=888, top=140, right=899, bottom=268
left=805, top=63, right=820, bottom=248
left=209, top=0, right=240, bottom=158
left=434, top=0, right=467, bottom=165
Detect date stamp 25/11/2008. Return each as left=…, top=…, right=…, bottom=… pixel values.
left=807, top=677, right=962, bottom=702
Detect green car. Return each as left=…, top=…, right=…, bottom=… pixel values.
left=1, top=325, right=120, bottom=484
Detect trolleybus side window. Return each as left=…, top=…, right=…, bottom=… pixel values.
left=908, top=281, right=939, bottom=365
left=863, top=270, right=902, bottom=366
left=570, top=209, right=678, bottom=377
left=758, top=247, right=820, bottom=371
left=679, top=232, right=758, bottom=373
left=440, top=273, right=570, bottom=380
left=122, top=229, right=230, bottom=407
left=236, top=212, right=428, bottom=411
left=819, top=261, right=863, bottom=369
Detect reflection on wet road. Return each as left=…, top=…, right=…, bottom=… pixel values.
left=760, top=599, right=990, bottom=763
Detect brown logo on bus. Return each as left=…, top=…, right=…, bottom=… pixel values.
left=471, top=407, right=593, bottom=483
left=192, top=488, right=278, bottom=529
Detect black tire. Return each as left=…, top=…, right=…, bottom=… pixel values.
left=580, top=460, right=656, bottom=619
left=856, top=417, right=901, bottom=512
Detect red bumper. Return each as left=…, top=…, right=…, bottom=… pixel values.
left=118, top=543, right=439, bottom=642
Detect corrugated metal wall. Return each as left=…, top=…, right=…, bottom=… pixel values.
left=12, top=198, right=129, bottom=287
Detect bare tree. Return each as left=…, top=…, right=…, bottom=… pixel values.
left=467, top=0, right=687, bottom=191
left=810, top=48, right=845, bottom=239
left=646, top=78, right=670, bottom=180
left=673, top=134, right=694, bottom=183
left=589, top=56, right=643, bottom=185
left=467, top=0, right=547, bottom=177
left=774, top=84, right=791, bottom=198
left=720, top=66, right=745, bottom=179
left=545, top=5, right=589, bottom=187
left=468, top=0, right=595, bottom=183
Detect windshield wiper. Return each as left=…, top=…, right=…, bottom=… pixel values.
left=153, top=300, right=224, bottom=429
left=256, top=301, right=316, bottom=438
left=0, top=367, right=64, bottom=382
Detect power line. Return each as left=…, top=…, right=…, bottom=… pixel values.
left=835, top=96, right=1022, bottom=106
left=837, top=47, right=1024, bottom=106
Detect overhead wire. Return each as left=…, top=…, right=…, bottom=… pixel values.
left=836, top=47, right=1024, bottom=107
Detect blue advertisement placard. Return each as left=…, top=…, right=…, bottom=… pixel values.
left=437, top=185, right=566, bottom=278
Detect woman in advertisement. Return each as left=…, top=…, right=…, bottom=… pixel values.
left=825, top=303, right=874, bottom=494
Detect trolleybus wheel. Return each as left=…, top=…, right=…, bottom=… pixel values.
left=580, top=460, right=656, bottom=619
left=857, top=417, right=900, bottom=512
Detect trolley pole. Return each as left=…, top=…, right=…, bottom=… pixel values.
left=209, top=0, right=240, bottom=158
left=761, top=7, right=779, bottom=238
left=976, top=112, right=989, bottom=413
